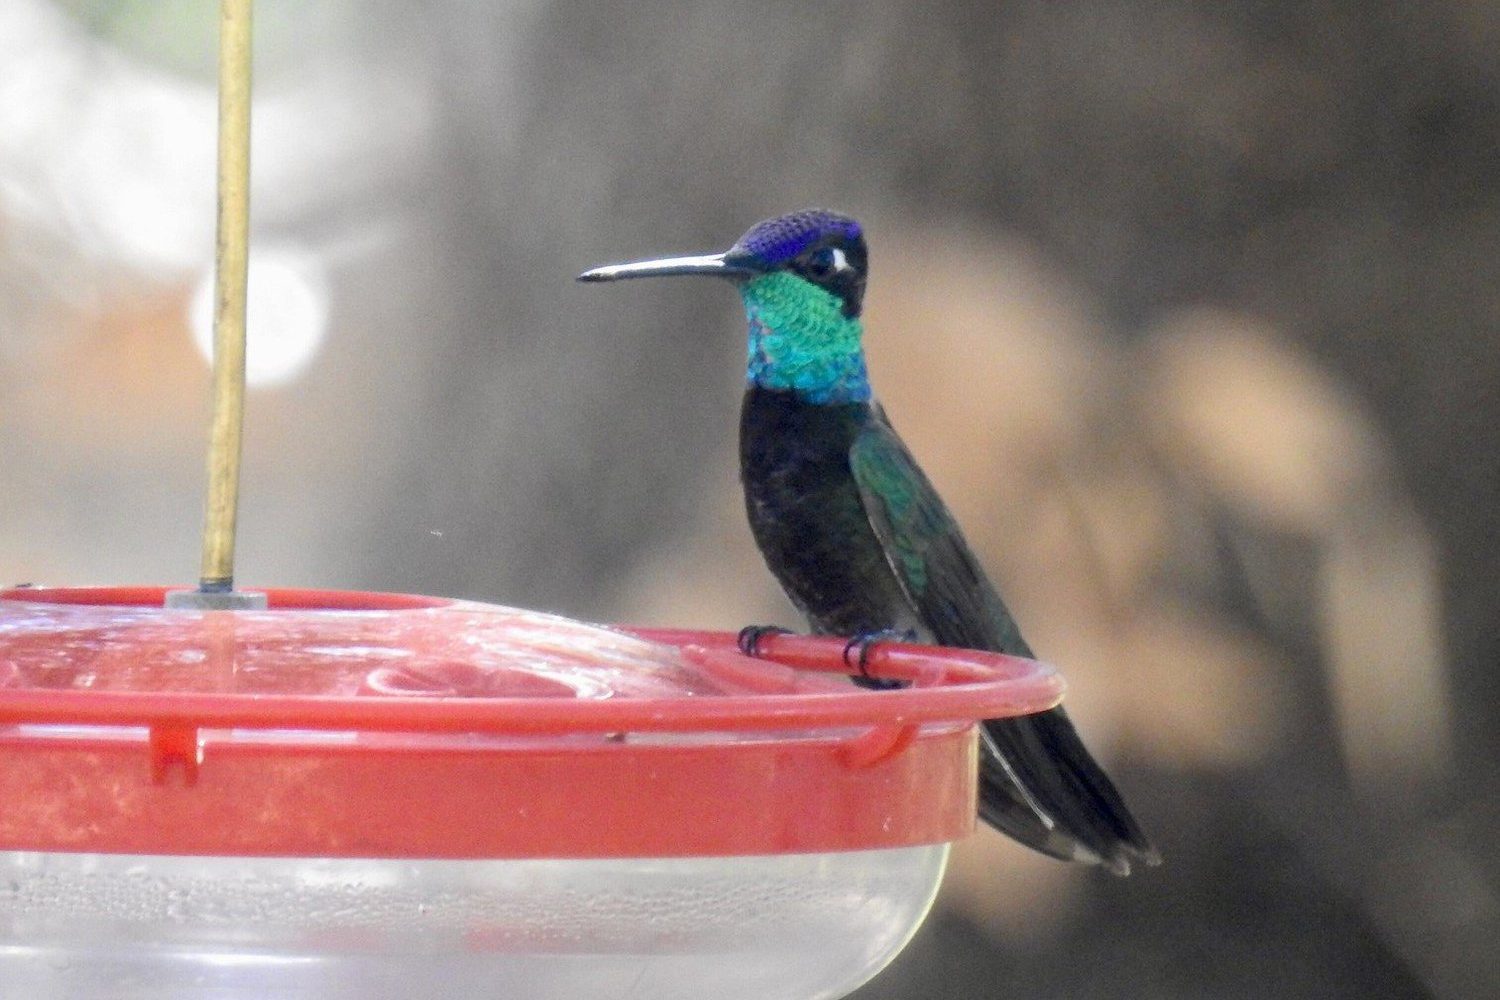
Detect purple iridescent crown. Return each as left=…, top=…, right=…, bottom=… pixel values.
left=730, top=210, right=863, bottom=268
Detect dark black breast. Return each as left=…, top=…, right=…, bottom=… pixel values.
left=739, top=386, right=915, bottom=635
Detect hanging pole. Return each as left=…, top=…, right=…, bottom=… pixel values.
left=169, top=0, right=265, bottom=611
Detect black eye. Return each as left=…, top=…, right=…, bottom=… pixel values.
left=806, top=247, right=838, bottom=278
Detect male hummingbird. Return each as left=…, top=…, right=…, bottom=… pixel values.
left=580, top=210, right=1157, bottom=874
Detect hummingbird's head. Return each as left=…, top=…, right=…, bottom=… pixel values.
left=723, top=210, right=868, bottom=317
left=579, top=210, right=873, bottom=403
left=578, top=209, right=869, bottom=317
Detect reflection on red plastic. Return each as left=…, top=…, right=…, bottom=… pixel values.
left=362, top=661, right=580, bottom=699
left=0, top=586, right=1064, bottom=859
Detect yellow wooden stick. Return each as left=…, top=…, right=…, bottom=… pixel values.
left=199, top=0, right=253, bottom=593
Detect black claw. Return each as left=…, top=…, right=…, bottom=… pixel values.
left=842, top=629, right=916, bottom=689
left=737, top=624, right=793, bottom=657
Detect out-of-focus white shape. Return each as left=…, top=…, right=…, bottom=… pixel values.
left=0, top=2, right=213, bottom=272
left=189, top=248, right=329, bottom=388
left=63, top=80, right=216, bottom=271
left=0, top=0, right=434, bottom=277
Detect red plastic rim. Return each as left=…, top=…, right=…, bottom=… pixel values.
left=0, top=586, right=1065, bottom=859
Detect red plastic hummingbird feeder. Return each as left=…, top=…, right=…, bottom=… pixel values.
left=0, top=586, right=1062, bottom=998
left=0, top=1, right=1070, bottom=996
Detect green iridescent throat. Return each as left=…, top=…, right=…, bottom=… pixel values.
left=741, top=272, right=870, bottom=404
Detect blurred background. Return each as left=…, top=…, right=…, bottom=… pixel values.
left=1, top=1, right=1496, bottom=996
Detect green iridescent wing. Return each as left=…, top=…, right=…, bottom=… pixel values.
left=851, top=408, right=1158, bottom=872
left=848, top=408, right=1032, bottom=657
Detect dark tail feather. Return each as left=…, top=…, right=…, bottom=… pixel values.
left=979, top=706, right=1159, bottom=875
left=977, top=763, right=1121, bottom=868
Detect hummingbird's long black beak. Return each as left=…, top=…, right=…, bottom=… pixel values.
left=577, top=252, right=756, bottom=283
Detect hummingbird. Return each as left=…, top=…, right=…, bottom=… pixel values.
left=579, top=210, right=1158, bottom=874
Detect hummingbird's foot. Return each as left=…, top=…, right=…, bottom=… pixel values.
left=843, top=629, right=917, bottom=690
left=737, top=624, right=794, bottom=657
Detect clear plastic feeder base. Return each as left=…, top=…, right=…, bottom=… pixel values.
left=0, top=846, right=947, bottom=1000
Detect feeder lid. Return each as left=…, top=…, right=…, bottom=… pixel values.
left=0, top=586, right=1062, bottom=859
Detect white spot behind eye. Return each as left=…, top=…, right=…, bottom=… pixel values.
left=830, top=247, right=850, bottom=272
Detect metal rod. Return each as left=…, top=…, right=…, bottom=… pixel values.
left=198, top=0, right=254, bottom=593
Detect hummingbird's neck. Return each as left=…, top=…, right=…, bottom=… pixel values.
left=740, top=273, right=870, bottom=405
